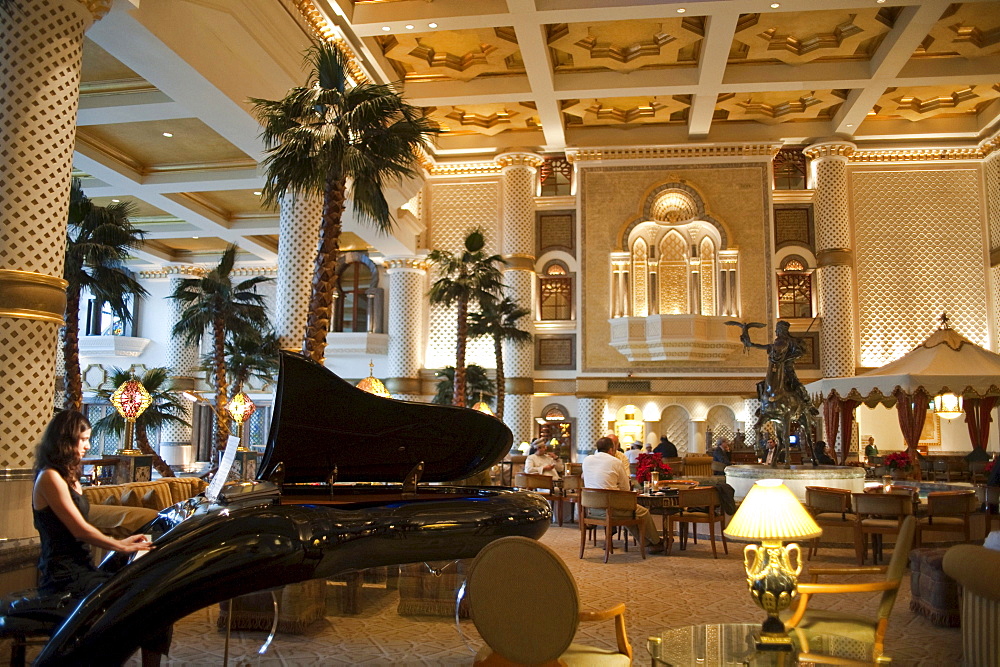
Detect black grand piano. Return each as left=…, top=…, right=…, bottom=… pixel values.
left=32, top=352, right=551, bottom=665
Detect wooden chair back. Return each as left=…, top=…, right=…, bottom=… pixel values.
left=682, top=456, right=713, bottom=477
left=853, top=491, right=913, bottom=517
left=580, top=488, right=637, bottom=513
left=926, top=490, right=977, bottom=517
left=514, top=472, right=554, bottom=492
left=561, top=474, right=582, bottom=495
left=805, top=486, right=852, bottom=515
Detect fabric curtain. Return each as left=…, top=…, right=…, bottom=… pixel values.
left=823, top=395, right=840, bottom=454
left=837, top=398, right=859, bottom=465
left=894, top=389, right=928, bottom=480
left=964, top=396, right=998, bottom=450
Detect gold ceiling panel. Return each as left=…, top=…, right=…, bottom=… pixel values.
left=547, top=17, right=702, bottom=73
left=919, top=4, right=1000, bottom=58
left=193, top=190, right=277, bottom=217
left=75, top=118, right=253, bottom=170
left=874, top=84, right=1000, bottom=121
left=733, top=9, right=893, bottom=64
left=378, top=27, right=522, bottom=82
left=716, top=90, right=846, bottom=124
left=562, top=96, right=689, bottom=126
left=147, top=237, right=228, bottom=253
left=81, top=37, right=140, bottom=83
left=425, top=102, right=539, bottom=136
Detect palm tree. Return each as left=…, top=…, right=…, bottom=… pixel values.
left=169, top=245, right=272, bottom=454
left=468, top=296, right=531, bottom=419
left=64, top=178, right=148, bottom=411
left=432, top=365, right=496, bottom=407
left=201, top=330, right=280, bottom=397
left=250, top=40, right=437, bottom=364
left=91, top=367, right=188, bottom=478
left=428, top=229, right=506, bottom=407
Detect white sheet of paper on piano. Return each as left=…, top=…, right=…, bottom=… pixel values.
left=205, top=435, right=241, bottom=503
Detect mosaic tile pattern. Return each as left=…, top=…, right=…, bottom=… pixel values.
left=275, top=194, right=323, bottom=351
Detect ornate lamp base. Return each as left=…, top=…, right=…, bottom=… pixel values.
left=743, top=540, right=802, bottom=651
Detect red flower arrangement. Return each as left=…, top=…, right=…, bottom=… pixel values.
left=986, top=459, right=995, bottom=476
left=635, top=453, right=673, bottom=483
left=883, top=451, right=912, bottom=471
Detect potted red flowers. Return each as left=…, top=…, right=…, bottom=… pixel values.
left=884, top=451, right=912, bottom=480
left=636, top=453, right=673, bottom=483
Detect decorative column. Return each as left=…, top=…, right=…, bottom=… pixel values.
left=804, top=141, right=857, bottom=378
left=689, top=419, right=708, bottom=455
left=985, top=149, right=1000, bottom=352
left=497, top=152, right=544, bottom=444
left=384, top=257, right=428, bottom=402
left=576, top=397, right=608, bottom=459
left=743, top=398, right=761, bottom=448
left=274, top=194, right=323, bottom=351
left=158, top=270, right=203, bottom=466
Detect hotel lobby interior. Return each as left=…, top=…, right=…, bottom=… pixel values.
left=2, top=0, right=1000, bottom=664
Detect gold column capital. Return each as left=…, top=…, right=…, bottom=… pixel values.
left=496, top=152, right=545, bottom=169
left=817, top=249, right=854, bottom=267
left=79, top=0, right=112, bottom=21
left=0, top=270, right=68, bottom=324
left=502, top=254, right=536, bottom=271
left=803, top=140, right=856, bottom=160
left=384, top=257, right=430, bottom=272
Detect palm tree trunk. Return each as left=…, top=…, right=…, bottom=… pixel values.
left=454, top=295, right=469, bottom=407
left=303, top=174, right=347, bottom=364
left=63, top=282, right=83, bottom=411
left=493, top=334, right=505, bottom=419
left=212, top=314, right=230, bottom=454
left=135, top=424, right=175, bottom=478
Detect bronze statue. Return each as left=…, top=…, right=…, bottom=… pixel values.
left=733, top=320, right=818, bottom=468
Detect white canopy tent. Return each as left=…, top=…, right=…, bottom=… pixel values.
left=805, top=324, right=1000, bottom=469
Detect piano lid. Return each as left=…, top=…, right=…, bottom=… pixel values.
left=258, top=352, right=514, bottom=484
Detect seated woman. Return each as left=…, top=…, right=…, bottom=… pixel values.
left=33, top=410, right=168, bottom=664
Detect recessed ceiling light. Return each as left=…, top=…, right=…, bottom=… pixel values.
left=428, top=22, right=437, bottom=28
left=192, top=236, right=200, bottom=240
left=876, top=0, right=885, bottom=3
left=381, top=26, right=390, bottom=31
left=770, top=2, right=780, bottom=7
left=111, top=199, right=120, bottom=203
left=676, top=7, right=686, bottom=12
left=253, top=191, right=262, bottom=196
left=846, top=124, right=854, bottom=128
left=405, top=24, right=414, bottom=30
left=162, top=132, right=173, bottom=137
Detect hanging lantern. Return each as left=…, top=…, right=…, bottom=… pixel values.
left=226, top=391, right=257, bottom=426
left=356, top=360, right=391, bottom=398
left=110, top=377, right=152, bottom=455
left=472, top=396, right=494, bottom=416
left=932, top=392, right=963, bottom=419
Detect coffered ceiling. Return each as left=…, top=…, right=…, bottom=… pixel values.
left=71, top=0, right=1000, bottom=268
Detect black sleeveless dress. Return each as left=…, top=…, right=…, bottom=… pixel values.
left=33, top=485, right=111, bottom=597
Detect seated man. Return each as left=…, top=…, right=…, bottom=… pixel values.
left=582, top=437, right=664, bottom=553
left=524, top=440, right=564, bottom=480
left=711, top=437, right=731, bottom=475
left=626, top=443, right=642, bottom=465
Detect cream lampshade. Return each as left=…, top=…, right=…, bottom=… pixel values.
left=724, top=479, right=821, bottom=650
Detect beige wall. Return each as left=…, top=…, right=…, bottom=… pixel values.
left=579, top=162, right=773, bottom=372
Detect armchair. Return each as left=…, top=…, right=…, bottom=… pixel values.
left=804, top=486, right=855, bottom=560
left=467, top=536, right=631, bottom=666
left=916, top=490, right=977, bottom=546
left=783, top=516, right=916, bottom=663
left=942, top=543, right=1000, bottom=666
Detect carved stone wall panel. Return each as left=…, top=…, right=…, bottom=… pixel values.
left=660, top=405, right=690, bottom=456
left=580, top=163, right=772, bottom=372
left=426, top=181, right=500, bottom=370
left=503, top=393, right=533, bottom=447
left=986, top=154, right=1000, bottom=252
left=386, top=263, right=427, bottom=380
left=852, top=168, right=988, bottom=366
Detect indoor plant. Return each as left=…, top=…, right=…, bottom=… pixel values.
left=883, top=451, right=912, bottom=479
left=635, top=453, right=673, bottom=483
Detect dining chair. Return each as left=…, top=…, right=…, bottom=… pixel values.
left=579, top=488, right=646, bottom=563
left=667, top=486, right=727, bottom=559
left=514, top=472, right=558, bottom=523
left=804, top=486, right=855, bottom=560
left=983, top=485, right=1000, bottom=532
left=558, top=474, right=582, bottom=524
left=465, top=536, right=631, bottom=666
left=784, top=516, right=916, bottom=663
left=852, top=491, right=914, bottom=565
left=931, top=460, right=948, bottom=481
left=968, top=460, right=987, bottom=484
left=916, top=490, right=977, bottom=546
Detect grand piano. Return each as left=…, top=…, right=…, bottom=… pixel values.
left=33, top=352, right=551, bottom=665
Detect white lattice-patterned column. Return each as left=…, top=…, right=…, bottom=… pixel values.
left=986, top=151, right=1000, bottom=351
left=804, top=141, right=857, bottom=378
left=158, top=273, right=201, bottom=458
left=0, top=1, right=105, bottom=477
left=275, top=194, right=322, bottom=351
left=385, top=257, right=428, bottom=402
left=497, top=152, right=543, bottom=442
left=576, top=397, right=608, bottom=458
left=743, top=398, right=761, bottom=447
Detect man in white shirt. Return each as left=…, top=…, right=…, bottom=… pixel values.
left=582, top=437, right=664, bottom=553
left=626, top=443, right=642, bottom=465
left=524, top=441, right=564, bottom=480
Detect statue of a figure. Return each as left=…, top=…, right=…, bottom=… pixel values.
left=735, top=320, right=818, bottom=468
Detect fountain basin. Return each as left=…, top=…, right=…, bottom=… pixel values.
left=726, top=464, right=866, bottom=502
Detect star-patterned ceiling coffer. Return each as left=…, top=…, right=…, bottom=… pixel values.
left=424, top=102, right=540, bottom=136
left=875, top=84, right=1000, bottom=121
left=562, top=96, right=690, bottom=126
left=715, top=90, right=846, bottom=124
left=378, top=27, right=522, bottom=82
left=919, top=4, right=1000, bottom=58
left=732, top=9, right=893, bottom=64
left=547, top=18, right=702, bottom=72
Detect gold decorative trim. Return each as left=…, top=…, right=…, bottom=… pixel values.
left=503, top=255, right=536, bottom=271
left=139, top=265, right=277, bottom=279
left=427, top=162, right=504, bottom=177
left=0, top=270, right=68, bottom=324
left=567, top=144, right=782, bottom=163
left=79, top=78, right=157, bottom=96
left=496, top=152, right=545, bottom=169
left=292, top=1, right=368, bottom=85
left=80, top=0, right=112, bottom=21
left=990, top=248, right=1000, bottom=268
left=849, top=147, right=983, bottom=163
left=817, top=248, right=853, bottom=267
left=803, top=141, right=856, bottom=159
left=506, top=377, right=534, bottom=395
left=384, top=258, right=430, bottom=271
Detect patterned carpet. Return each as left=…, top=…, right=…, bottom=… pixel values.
left=110, top=523, right=960, bottom=666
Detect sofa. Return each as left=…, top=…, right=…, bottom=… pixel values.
left=942, top=543, right=1000, bottom=666
left=82, top=477, right=207, bottom=539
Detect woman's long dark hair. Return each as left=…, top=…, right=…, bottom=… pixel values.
left=35, top=410, right=91, bottom=483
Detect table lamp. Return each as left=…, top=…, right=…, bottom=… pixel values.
left=226, top=391, right=257, bottom=447
left=110, top=377, right=152, bottom=455
left=723, top=479, right=821, bottom=650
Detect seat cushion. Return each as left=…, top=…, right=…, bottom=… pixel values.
left=474, top=643, right=630, bottom=666
left=814, top=512, right=857, bottom=522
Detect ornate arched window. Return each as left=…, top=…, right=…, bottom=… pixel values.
left=539, top=261, right=573, bottom=320
left=334, top=252, right=384, bottom=333
left=658, top=231, right=688, bottom=315
left=777, top=255, right=813, bottom=319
